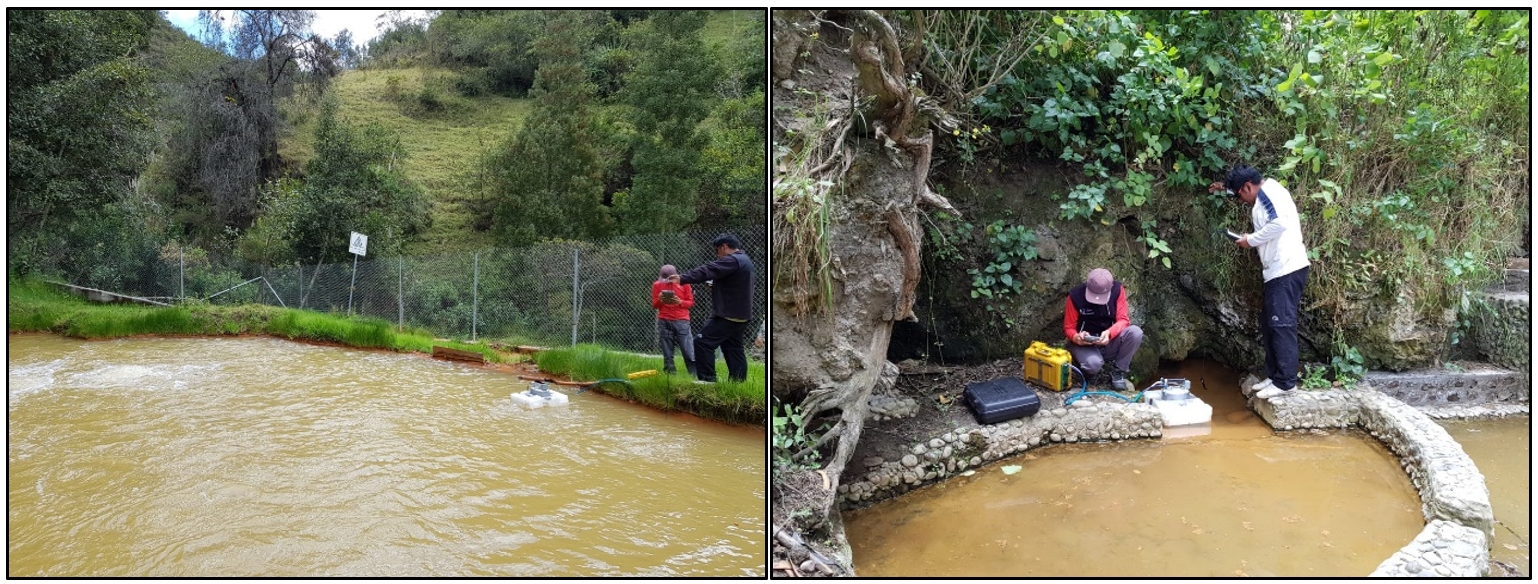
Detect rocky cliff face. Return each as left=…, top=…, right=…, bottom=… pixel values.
left=888, top=158, right=1473, bottom=378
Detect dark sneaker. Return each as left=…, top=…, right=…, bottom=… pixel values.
left=1110, top=368, right=1133, bottom=392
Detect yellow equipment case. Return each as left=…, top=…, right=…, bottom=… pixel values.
left=1023, top=341, right=1073, bottom=391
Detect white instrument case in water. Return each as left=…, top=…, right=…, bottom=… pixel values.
left=510, top=382, right=569, bottom=409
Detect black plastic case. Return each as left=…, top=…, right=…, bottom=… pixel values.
left=963, top=377, right=1042, bottom=425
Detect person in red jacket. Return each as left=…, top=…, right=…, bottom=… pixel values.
left=652, top=264, right=696, bottom=377
left=1063, top=268, right=1144, bottom=391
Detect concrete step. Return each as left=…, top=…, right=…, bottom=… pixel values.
left=1362, top=363, right=1528, bottom=407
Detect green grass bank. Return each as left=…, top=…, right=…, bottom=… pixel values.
left=534, top=344, right=766, bottom=426
left=9, top=278, right=764, bottom=425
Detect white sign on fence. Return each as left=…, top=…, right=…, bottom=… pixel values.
left=349, top=232, right=368, bottom=256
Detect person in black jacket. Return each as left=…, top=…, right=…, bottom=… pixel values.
left=669, top=233, right=755, bottom=382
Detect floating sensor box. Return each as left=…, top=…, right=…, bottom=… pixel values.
left=511, top=382, right=569, bottom=408
left=1141, top=378, right=1212, bottom=431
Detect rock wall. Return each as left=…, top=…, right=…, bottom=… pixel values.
left=1461, top=290, right=1531, bottom=376
left=839, top=391, right=1162, bottom=505
left=899, top=159, right=1522, bottom=374
left=1361, top=364, right=1528, bottom=407
left=1370, top=520, right=1491, bottom=578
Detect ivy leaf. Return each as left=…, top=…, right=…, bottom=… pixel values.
left=1307, top=49, right=1323, bottom=64
left=1109, top=41, right=1126, bottom=59
left=1162, top=257, right=1172, bottom=269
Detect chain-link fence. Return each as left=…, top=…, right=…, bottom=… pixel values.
left=42, top=227, right=765, bottom=356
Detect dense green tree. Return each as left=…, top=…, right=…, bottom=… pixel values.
left=696, top=91, right=768, bottom=229
left=285, top=97, right=431, bottom=264
left=485, top=10, right=612, bottom=247
left=7, top=10, right=158, bottom=262
left=615, top=10, right=722, bottom=234
left=363, top=10, right=433, bottom=68
left=425, top=10, right=541, bottom=97
left=137, top=10, right=327, bottom=245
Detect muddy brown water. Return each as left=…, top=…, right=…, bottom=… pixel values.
left=844, top=359, right=1426, bottom=577
left=7, top=334, right=764, bottom=577
left=1439, top=416, right=1530, bottom=575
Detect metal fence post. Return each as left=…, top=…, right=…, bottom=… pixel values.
left=472, top=251, right=479, bottom=342
left=348, top=253, right=359, bottom=317
left=398, top=256, right=404, bottom=332
left=179, top=248, right=185, bottom=302
left=571, top=247, right=581, bottom=346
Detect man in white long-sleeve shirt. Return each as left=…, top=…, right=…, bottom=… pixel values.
left=1209, top=166, right=1310, bottom=399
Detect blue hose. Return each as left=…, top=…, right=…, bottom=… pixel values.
left=1063, top=363, right=1144, bottom=405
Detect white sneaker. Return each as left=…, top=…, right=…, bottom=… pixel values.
left=1255, top=386, right=1285, bottom=399
left=1250, top=378, right=1275, bottom=392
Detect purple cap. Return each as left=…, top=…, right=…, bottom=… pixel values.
left=1084, top=268, right=1114, bottom=305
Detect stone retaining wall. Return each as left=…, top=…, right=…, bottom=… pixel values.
left=1362, top=364, right=1528, bottom=407
left=1244, top=377, right=1494, bottom=578
left=838, top=398, right=1162, bottom=505
left=1370, top=520, right=1491, bottom=577
left=1463, top=290, right=1530, bottom=375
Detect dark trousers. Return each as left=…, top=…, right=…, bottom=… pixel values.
left=695, top=317, right=750, bottom=382
left=1262, top=266, right=1309, bottom=390
left=1066, top=325, right=1144, bottom=376
left=658, top=319, right=696, bottom=377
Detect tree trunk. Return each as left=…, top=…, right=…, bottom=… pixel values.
left=771, top=10, right=950, bottom=576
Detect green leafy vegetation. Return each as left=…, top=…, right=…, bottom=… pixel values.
left=9, top=9, right=764, bottom=283
left=534, top=344, right=765, bottom=425
left=897, top=10, right=1526, bottom=363
left=772, top=400, right=821, bottom=472
left=771, top=91, right=841, bottom=316
left=967, top=220, right=1038, bottom=302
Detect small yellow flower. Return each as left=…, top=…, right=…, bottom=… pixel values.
left=953, top=128, right=961, bottom=136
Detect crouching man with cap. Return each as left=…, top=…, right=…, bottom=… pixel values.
left=1064, top=268, right=1144, bottom=391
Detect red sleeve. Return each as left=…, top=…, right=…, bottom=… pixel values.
left=1107, top=288, right=1130, bottom=340
left=677, top=282, right=694, bottom=310
left=651, top=281, right=665, bottom=310
left=1064, top=295, right=1079, bottom=340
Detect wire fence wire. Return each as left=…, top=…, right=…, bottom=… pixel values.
left=74, top=227, right=766, bottom=356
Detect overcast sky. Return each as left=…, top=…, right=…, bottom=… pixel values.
left=162, top=10, right=432, bottom=47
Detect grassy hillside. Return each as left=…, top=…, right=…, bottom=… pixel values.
left=278, top=10, right=761, bottom=257
left=281, top=67, right=530, bottom=254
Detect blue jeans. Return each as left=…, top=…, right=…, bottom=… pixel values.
left=658, top=319, right=696, bottom=376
